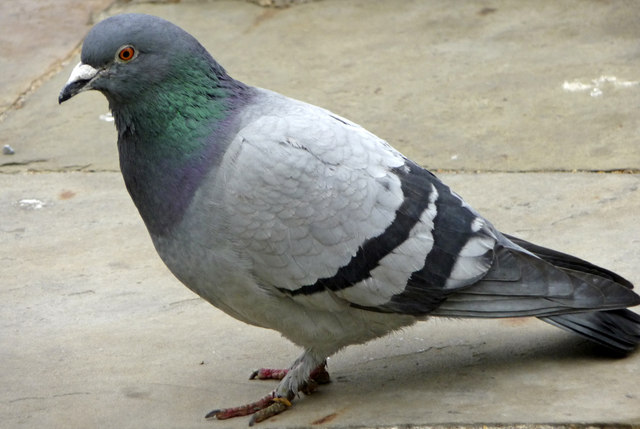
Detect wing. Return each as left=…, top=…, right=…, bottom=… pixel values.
left=220, top=91, right=639, bottom=320
left=219, top=90, right=496, bottom=313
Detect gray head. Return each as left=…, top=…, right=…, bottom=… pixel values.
left=59, top=14, right=251, bottom=236
left=59, top=13, right=225, bottom=105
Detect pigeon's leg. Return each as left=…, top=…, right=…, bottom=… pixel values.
left=206, top=349, right=326, bottom=425
left=250, top=361, right=331, bottom=385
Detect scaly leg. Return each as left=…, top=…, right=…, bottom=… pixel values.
left=205, top=391, right=294, bottom=425
left=206, top=350, right=326, bottom=425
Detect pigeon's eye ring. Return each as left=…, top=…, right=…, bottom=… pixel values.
left=117, top=46, right=136, bottom=62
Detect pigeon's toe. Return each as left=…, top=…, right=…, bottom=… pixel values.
left=250, top=368, right=289, bottom=381
left=249, top=397, right=292, bottom=426
left=206, top=392, right=293, bottom=424
left=205, top=392, right=283, bottom=421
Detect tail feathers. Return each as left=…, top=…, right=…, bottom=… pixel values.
left=431, top=244, right=640, bottom=318
left=512, top=234, right=640, bottom=353
left=541, top=309, right=640, bottom=353
left=433, top=233, right=640, bottom=352
left=503, top=233, right=633, bottom=289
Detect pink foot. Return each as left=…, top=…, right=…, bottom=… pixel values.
left=205, top=363, right=331, bottom=424
left=205, top=392, right=294, bottom=425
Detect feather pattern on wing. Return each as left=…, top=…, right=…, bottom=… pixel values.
left=217, top=90, right=501, bottom=315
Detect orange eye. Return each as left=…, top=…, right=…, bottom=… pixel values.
left=118, top=46, right=135, bottom=62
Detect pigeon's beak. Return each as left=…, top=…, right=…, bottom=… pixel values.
left=58, top=62, right=98, bottom=104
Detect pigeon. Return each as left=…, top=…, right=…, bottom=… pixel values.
left=59, top=13, right=640, bottom=425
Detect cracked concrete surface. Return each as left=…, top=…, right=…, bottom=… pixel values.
left=1, top=1, right=639, bottom=428
left=3, top=0, right=640, bottom=173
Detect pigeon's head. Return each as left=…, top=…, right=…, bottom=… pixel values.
left=59, top=13, right=217, bottom=105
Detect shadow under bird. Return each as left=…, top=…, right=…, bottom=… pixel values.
left=59, top=13, right=640, bottom=425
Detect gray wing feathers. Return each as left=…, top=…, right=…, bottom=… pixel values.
left=221, top=94, right=497, bottom=313
left=222, top=96, right=407, bottom=295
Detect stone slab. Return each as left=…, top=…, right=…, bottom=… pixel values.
left=1, top=0, right=639, bottom=173
left=1, top=171, right=638, bottom=428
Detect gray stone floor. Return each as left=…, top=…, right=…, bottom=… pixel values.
left=1, top=1, right=639, bottom=428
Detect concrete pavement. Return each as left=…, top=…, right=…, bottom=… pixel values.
left=1, top=1, right=639, bottom=428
